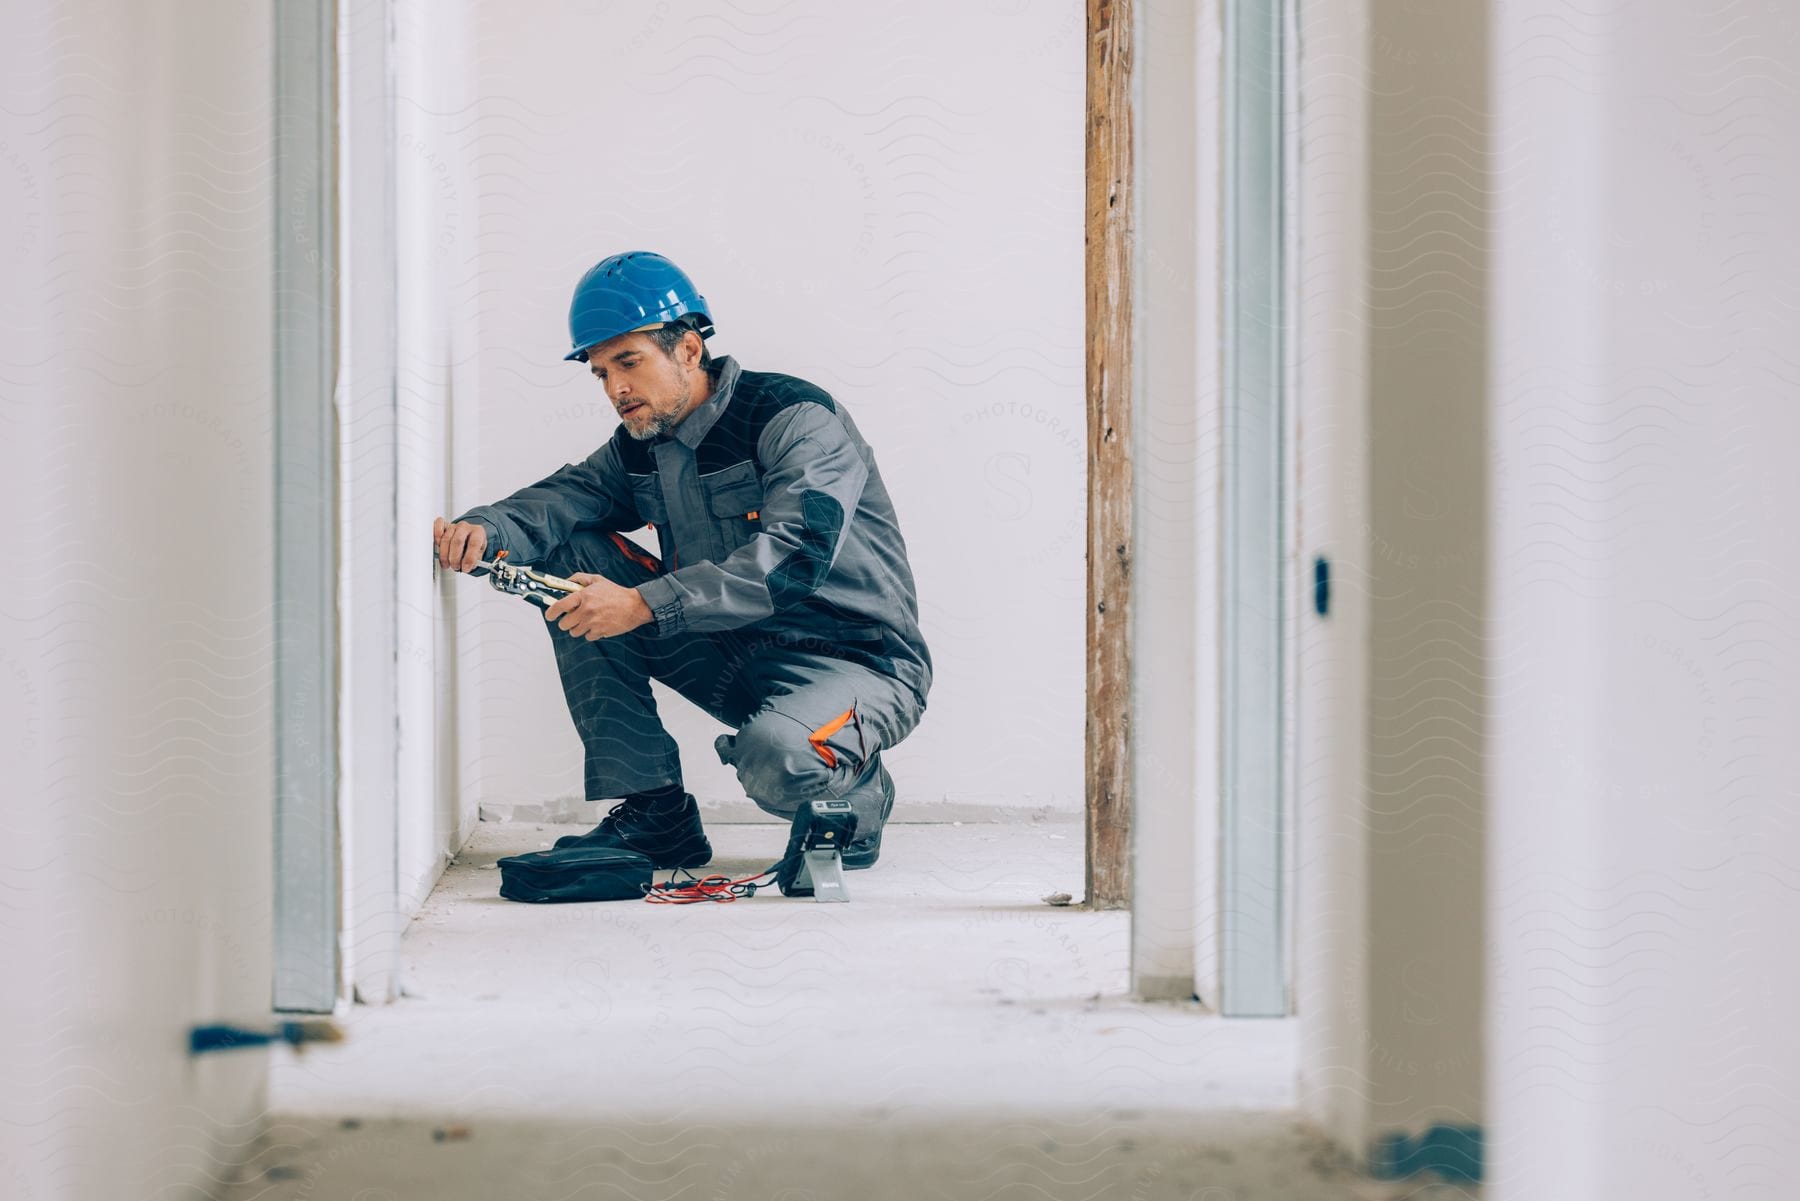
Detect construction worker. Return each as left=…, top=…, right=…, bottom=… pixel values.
left=432, top=252, right=931, bottom=870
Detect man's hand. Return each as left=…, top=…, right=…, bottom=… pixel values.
left=433, top=517, right=488, bottom=572
left=542, top=574, right=654, bottom=641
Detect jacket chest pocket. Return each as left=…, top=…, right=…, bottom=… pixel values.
left=700, top=461, right=763, bottom=551
left=627, top=473, right=668, bottom=527
left=626, top=474, right=674, bottom=564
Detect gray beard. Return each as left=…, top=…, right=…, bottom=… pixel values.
left=625, top=411, right=680, bottom=441
left=624, top=380, right=691, bottom=441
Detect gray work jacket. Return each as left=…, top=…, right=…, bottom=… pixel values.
left=456, top=356, right=932, bottom=705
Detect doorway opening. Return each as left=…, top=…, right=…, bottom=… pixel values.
left=258, top=0, right=1325, bottom=1195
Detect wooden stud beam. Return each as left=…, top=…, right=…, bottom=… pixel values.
left=1085, top=0, right=1133, bottom=910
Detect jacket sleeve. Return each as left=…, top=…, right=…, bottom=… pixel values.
left=453, top=439, right=637, bottom=564
left=635, top=404, right=868, bottom=635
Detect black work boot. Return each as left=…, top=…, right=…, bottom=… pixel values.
left=554, top=784, right=712, bottom=869
left=843, top=759, right=894, bottom=870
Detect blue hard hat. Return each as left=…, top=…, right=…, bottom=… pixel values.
left=563, top=251, right=714, bottom=362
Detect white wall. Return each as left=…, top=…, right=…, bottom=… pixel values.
left=338, top=0, right=407, bottom=1005
left=1357, top=0, right=1491, bottom=1137
left=0, top=2, right=276, bottom=1196
left=1131, top=0, right=1223, bottom=999
left=324, top=0, right=485, bottom=1002
left=1292, top=0, right=1375, bottom=1152
left=1293, top=0, right=1800, bottom=1189
left=454, top=0, right=1088, bottom=819
left=1486, top=3, right=1800, bottom=1198
left=396, top=0, right=483, bottom=920
left=1295, top=0, right=1490, bottom=1151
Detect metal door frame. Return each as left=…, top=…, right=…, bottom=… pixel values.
left=273, top=0, right=341, bottom=1013
left=1219, top=0, right=1290, bottom=1016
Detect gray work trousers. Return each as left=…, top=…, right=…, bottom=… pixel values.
left=538, top=529, right=925, bottom=835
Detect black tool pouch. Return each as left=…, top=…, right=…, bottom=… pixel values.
left=496, top=846, right=654, bottom=903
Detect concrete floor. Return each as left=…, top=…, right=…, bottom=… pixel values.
left=218, top=818, right=1475, bottom=1200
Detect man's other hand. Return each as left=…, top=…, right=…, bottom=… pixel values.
left=433, top=517, right=488, bottom=572
left=542, top=574, right=654, bottom=641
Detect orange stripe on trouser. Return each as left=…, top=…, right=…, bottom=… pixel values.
left=808, top=705, right=857, bottom=769
left=608, top=531, right=663, bottom=575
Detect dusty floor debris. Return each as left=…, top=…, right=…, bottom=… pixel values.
left=214, top=820, right=1473, bottom=1200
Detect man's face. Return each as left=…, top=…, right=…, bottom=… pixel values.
left=585, top=329, right=699, bottom=441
